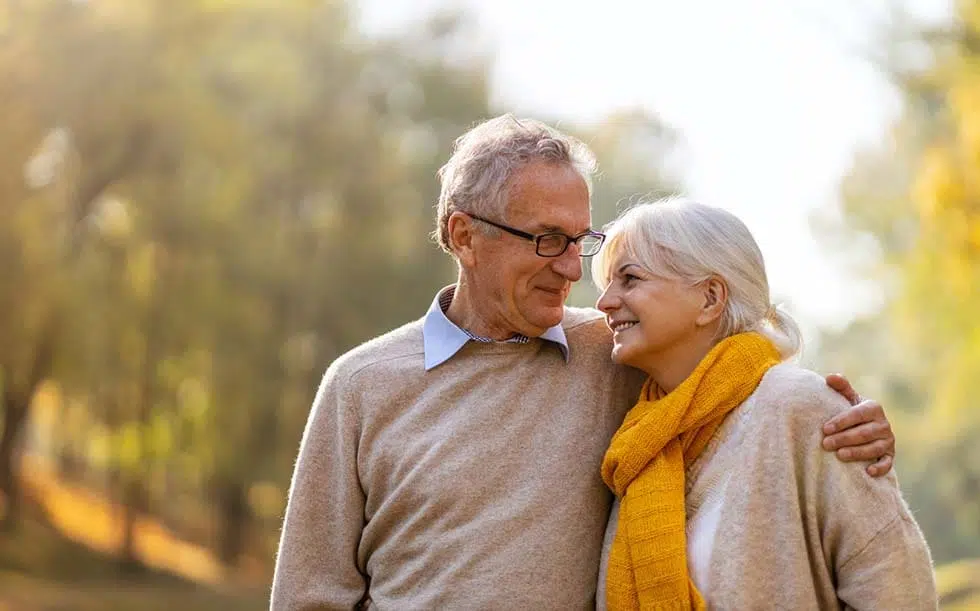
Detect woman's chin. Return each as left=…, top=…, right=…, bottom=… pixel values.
left=609, top=345, right=632, bottom=366
left=611, top=344, right=649, bottom=371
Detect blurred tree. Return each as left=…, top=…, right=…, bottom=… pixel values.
left=0, top=0, right=685, bottom=574
left=0, top=0, right=493, bottom=561
left=0, top=0, right=95, bottom=529
left=568, top=108, right=683, bottom=307
left=813, top=0, right=980, bottom=563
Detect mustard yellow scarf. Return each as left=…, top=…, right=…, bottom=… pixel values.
left=602, top=332, right=781, bottom=610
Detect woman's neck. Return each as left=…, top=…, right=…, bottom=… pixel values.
left=639, top=332, right=719, bottom=395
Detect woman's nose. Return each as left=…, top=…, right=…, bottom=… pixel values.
left=596, top=285, right=619, bottom=313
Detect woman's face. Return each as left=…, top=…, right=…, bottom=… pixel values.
left=595, top=251, right=706, bottom=370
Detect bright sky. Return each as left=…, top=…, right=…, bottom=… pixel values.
left=359, top=0, right=951, bottom=334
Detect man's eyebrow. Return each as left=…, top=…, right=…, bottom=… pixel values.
left=538, top=224, right=594, bottom=234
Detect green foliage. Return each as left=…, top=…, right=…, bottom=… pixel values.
left=0, top=0, right=492, bottom=558
left=814, top=0, right=980, bottom=564
left=0, top=0, right=680, bottom=571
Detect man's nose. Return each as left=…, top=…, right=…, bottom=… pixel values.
left=550, top=245, right=583, bottom=282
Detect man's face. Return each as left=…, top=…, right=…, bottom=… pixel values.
left=468, top=161, right=592, bottom=338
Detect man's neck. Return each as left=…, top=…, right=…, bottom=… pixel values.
left=445, top=282, right=545, bottom=341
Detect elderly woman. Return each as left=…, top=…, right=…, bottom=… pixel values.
left=592, top=198, right=936, bottom=610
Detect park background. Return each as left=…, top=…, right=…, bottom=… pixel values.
left=1, top=0, right=978, bottom=608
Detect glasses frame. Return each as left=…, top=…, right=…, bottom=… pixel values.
left=467, top=213, right=606, bottom=257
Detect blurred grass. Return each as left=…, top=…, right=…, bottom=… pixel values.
left=0, top=571, right=266, bottom=611
left=0, top=458, right=268, bottom=610
left=936, top=558, right=980, bottom=610
left=18, top=455, right=227, bottom=584
left=0, top=512, right=267, bottom=610
left=3, top=455, right=974, bottom=610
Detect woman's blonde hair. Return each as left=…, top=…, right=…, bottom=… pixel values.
left=591, top=196, right=802, bottom=360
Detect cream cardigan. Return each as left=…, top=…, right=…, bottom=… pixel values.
left=598, top=363, right=937, bottom=610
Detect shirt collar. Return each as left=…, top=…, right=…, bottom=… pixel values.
left=422, top=285, right=569, bottom=370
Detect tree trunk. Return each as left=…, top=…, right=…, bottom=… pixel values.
left=0, top=319, right=57, bottom=531
left=57, top=436, right=84, bottom=481
left=117, top=475, right=147, bottom=573
left=117, top=262, right=165, bottom=570
left=0, top=386, right=30, bottom=531
left=214, top=477, right=250, bottom=566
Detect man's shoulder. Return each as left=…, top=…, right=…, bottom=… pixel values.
left=561, top=306, right=607, bottom=333
left=562, top=307, right=614, bottom=353
left=561, top=306, right=628, bottom=385
left=326, top=318, right=425, bottom=382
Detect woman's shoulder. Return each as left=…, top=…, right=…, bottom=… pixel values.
left=749, top=363, right=852, bottom=431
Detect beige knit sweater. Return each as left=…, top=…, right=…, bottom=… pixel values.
left=598, top=363, right=937, bottom=610
left=270, top=307, right=645, bottom=610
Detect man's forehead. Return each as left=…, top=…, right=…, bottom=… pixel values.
left=506, top=193, right=593, bottom=232
left=505, top=162, right=591, bottom=230
left=535, top=215, right=593, bottom=232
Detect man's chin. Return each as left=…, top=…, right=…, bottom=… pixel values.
left=527, top=306, right=564, bottom=332
left=537, top=290, right=566, bottom=308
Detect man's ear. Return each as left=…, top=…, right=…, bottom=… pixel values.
left=696, top=276, right=728, bottom=327
left=448, top=211, right=477, bottom=267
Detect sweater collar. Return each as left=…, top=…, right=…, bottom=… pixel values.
left=422, top=285, right=569, bottom=370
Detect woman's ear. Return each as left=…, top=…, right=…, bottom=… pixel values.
left=696, top=276, right=728, bottom=327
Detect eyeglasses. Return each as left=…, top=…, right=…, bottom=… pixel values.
left=467, top=213, right=606, bottom=257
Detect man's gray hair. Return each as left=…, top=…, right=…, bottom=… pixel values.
left=434, top=114, right=598, bottom=254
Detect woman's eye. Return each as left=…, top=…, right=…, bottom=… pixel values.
left=622, top=274, right=638, bottom=286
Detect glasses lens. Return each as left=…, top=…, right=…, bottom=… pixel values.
left=579, top=235, right=604, bottom=256
left=536, top=234, right=568, bottom=257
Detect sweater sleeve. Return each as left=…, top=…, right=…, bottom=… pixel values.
left=835, top=509, right=937, bottom=610
left=788, top=373, right=938, bottom=610
left=270, top=361, right=368, bottom=611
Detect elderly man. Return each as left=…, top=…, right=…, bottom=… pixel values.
left=270, top=115, right=895, bottom=609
